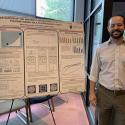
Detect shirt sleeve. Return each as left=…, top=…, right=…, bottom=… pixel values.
left=89, top=47, right=101, bottom=82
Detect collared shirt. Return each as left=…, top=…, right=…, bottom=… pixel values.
left=89, top=39, right=125, bottom=90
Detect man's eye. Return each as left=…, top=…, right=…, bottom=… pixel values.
left=111, top=24, right=124, bottom=27
left=117, top=24, right=124, bottom=26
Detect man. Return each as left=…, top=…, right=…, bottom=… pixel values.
left=89, top=15, right=125, bottom=125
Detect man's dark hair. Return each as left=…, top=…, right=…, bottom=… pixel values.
left=108, top=15, right=125, bottom=25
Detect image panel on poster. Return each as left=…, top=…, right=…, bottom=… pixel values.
left=0, top=28, right=24, bottom=99
left=24, top=29, right=59, bottom=97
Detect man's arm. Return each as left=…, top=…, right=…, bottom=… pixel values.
left=89, top=47, right=100, bottom=107
left=89, top=80, right=96, bottom=106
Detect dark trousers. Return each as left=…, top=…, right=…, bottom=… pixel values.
left=96, top=84, right=125, bottom=125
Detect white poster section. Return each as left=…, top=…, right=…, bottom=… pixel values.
left=0, top=16, right=85, bottom=99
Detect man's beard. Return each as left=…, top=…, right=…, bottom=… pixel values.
left=110, top=30, right=124, bottom=39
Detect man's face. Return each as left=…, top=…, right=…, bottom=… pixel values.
left=107, top=16, right=125, bottom=39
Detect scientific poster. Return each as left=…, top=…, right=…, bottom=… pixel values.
left=0, top=16, right=85, bottom=99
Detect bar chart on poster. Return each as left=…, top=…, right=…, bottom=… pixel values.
left=0, top=16, right=85, bottom=99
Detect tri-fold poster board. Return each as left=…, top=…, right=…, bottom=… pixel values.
left=0, top=16, right=85, bottom=99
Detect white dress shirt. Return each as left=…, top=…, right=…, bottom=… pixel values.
left=89, top=39, right=125, bottom=90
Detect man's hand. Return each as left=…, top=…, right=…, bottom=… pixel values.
left=89, top=80, right=97, bottom=106
left=89, top=91, right=97, bottom=107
